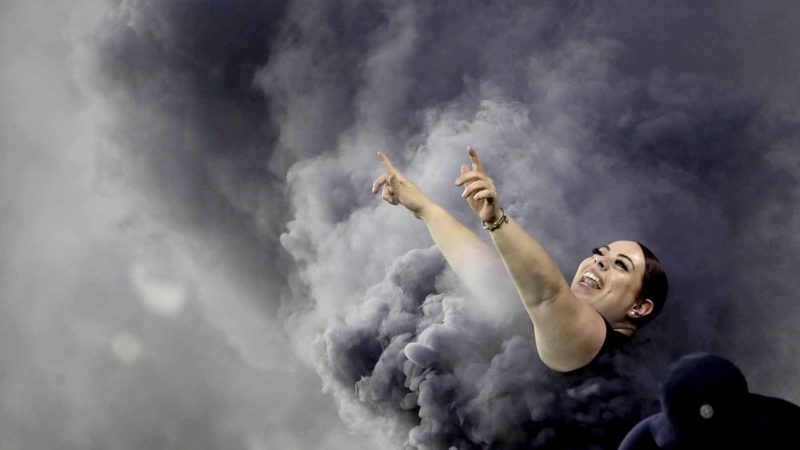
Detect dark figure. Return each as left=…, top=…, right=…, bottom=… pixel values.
left=618, top=353, right=800, bottom=449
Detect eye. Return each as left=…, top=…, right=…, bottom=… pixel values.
left=615, top=260, right=629, bottom=272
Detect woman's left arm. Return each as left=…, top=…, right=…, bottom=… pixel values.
left=455, top=147, right=607, bottom=371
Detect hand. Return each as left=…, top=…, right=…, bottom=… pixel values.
left=454, top=146, right=503, bottom=223
left=371, top=152, right=433, bottom=219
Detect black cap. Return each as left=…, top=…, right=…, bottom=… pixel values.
left=620, top=353, right=800, bottom=449
left=652, top=353, right=749, bottom=446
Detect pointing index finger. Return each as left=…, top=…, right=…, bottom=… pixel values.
left=467, top=146, right=485, bottom=173
left=378, top=151, right=396, bottom=172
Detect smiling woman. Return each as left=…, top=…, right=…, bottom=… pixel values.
left=373, top=147, right=669, bottom=372
left=572, top=241, right=668, bottom=336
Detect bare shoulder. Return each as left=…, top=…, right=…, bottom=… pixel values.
left=528, top=292, right=608, bottom=372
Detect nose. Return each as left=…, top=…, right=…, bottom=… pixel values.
left=593, top=254, right=608, bottom=271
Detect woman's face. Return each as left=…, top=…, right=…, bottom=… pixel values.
left=570, top=240, right=646, bottom=322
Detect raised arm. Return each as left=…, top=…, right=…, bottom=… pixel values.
left=372, top=152, right=502, bottom=294
left=454, top=147, right=607, bottom=371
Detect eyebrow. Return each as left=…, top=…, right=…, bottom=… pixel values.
left=599, top=245, right=636, bottom=270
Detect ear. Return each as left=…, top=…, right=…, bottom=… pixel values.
left=628, top=298, right=654, bottom=318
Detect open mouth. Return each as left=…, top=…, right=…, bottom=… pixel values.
left=580, top=271, right=603, bottom=290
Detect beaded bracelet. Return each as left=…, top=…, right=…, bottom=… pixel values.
left=482, top=208, right=508, bottom=232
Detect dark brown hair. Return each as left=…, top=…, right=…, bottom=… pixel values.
left=630, top=241, right=669, bottom=328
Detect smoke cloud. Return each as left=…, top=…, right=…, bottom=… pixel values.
left=3, top=0, right=800, bottom=448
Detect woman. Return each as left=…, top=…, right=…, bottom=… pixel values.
left=372, top=147, right=667, bottom=371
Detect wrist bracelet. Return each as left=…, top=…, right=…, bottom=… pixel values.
left=482, top=208, right=508, bottom=232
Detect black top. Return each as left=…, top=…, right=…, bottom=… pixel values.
left=553, top=318, right=639, bottom=448
left=563, top=316, right=629, bottom=376
left=597, top=316, right=629, bottom=360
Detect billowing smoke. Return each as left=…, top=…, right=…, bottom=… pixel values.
left=266, top=2, right=800, bottom=447
left=5, top=0, right=800, bottom=448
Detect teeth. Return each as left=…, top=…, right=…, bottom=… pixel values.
left=582, top=271, right=603, bottom=289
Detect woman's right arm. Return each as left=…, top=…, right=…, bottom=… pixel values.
left=372, top=152, right=501, bottom=289
left=418, top=203, right=501, bottom=282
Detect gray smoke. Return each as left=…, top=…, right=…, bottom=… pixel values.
left=4, top=0, right=800, bottom=448
left=269, top=2, right=800, bottom=447
left=0, top=1, right=366, bottom=449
